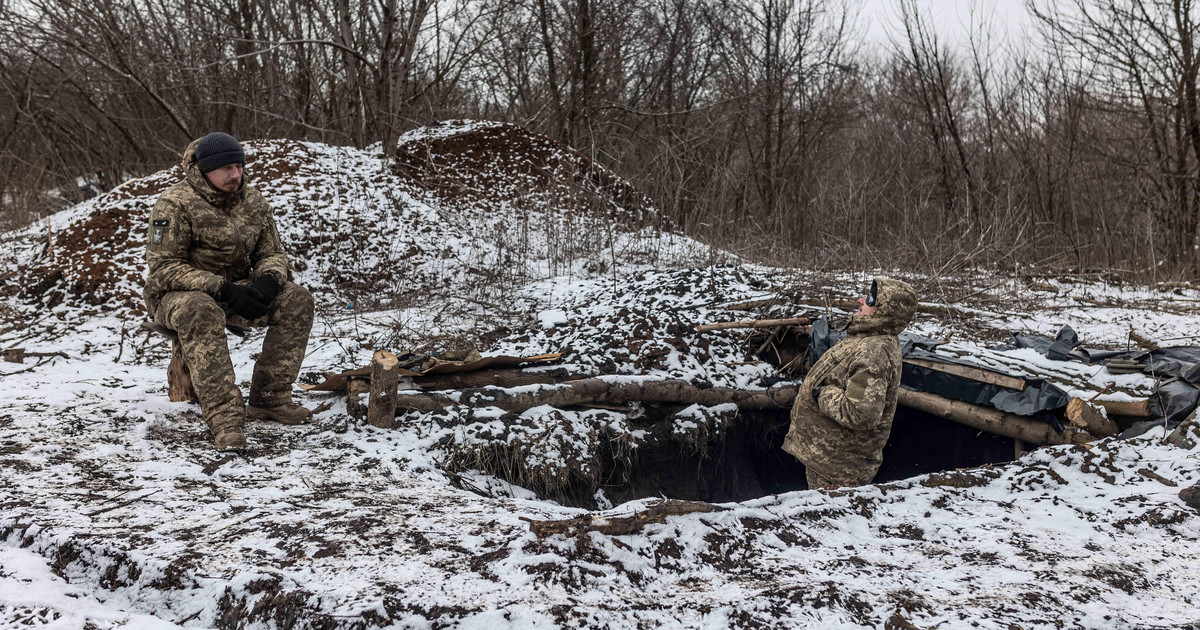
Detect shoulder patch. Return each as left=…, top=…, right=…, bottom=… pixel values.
left=151, top=219, right=169, bottom=244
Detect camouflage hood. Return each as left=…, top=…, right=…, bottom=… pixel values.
left=846, top=277, right=917, bottom=336
left=181, top=138, right=246, bottom=207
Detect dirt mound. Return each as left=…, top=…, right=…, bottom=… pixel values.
left=393, top=120, right=656, bottom=227
left=0, top=124, right=682, bottom=336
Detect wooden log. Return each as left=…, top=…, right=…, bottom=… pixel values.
left=1128, top=330, right=1159, bottom=352
left=386, top=376, right=1094, bottom=448
left=521, top=499, right=723, bottom=538
left=367, top=350, right=400, bottom=428
left=167, top=339, right=199, bottom=403
left=695, top=317, right=810, bottom=333
left=412, top=368, right=586, bottom=391
left=1095, top=398, right=1152, bottom=417
left=1065, top=398, right=1119, bottom=437
left=391, top=379, right=801, bottom=413
left=898, top=388, right=1092, bottom=446
left=346, top=379, right=370, bottom=420
left=3, top=348, right=24, bottom=363
left=903, top=357, right=1027, bottom=391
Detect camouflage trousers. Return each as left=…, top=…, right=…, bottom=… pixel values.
left=155, top=281, right=314, bottom=432
left=806, top=465, right=870, bottom=490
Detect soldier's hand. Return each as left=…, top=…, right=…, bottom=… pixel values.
left=250, top=274, right=280, bottom=305
left=221, top=281, right=270, bottom=320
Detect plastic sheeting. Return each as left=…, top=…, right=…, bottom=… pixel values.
left=809, top=318, right=1200, bottom=432
left=809, top=318, right=1070, bottom=430
left=995, top=325, right=1200, bottom=429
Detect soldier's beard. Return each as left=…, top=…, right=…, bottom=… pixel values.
left=210, top=177, right=240, bottom=193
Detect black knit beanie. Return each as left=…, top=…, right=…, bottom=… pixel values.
left=195, top=132, right=246, bottom=174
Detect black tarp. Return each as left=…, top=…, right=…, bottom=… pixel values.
left=809, top=317, right=1070, bottom=431
left=809, top=318, right=1200, bottom=433
left=994, top=325, right=1200, bottom=430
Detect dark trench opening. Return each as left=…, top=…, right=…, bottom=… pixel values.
left=588, top=403, right=1019, bottom=508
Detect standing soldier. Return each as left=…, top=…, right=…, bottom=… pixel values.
left=783, top=278, right=918, bottom=489
left=144, top=132, right=315, bottom=451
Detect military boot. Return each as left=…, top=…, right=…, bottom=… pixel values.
left=210, top=414, right=247, bottom=451
left=247, top=400, right=312, bottom=425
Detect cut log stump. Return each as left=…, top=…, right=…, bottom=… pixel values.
left=167, top=339, right=199, bottom=403
left=140, top=321, right=198, bottom=403
left=347, top=379, right=370, bottom=420
left=367, top=350, right=400, bottom=428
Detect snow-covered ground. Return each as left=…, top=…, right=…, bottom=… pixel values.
left=2, top=125, right=1199, bottom=629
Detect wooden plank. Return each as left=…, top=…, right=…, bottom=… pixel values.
left=903, top=357, right=1027, bottom=391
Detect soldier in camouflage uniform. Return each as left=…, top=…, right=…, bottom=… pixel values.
left=782, top=278, right=918, bottom=489
left=144, top=132, right=314, bottom=451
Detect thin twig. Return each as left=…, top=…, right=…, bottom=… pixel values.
left=85, top=489, right=161, bottom=517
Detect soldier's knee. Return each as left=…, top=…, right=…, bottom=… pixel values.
left=174, top=293, right=225, bottom=333
left=276, top=282, right=314, bottom=319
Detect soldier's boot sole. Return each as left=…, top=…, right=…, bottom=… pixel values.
left=247, top=403, right=312, bottom=425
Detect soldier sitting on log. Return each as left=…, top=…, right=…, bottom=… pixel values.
left=143, top=132, right=315, bottom=451
left=783, top=277, right=918, bottom=489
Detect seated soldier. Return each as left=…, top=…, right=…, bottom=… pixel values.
left=144, top=132, right=314, bottom=450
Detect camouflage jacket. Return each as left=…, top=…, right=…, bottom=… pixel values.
left=143, top=139, right=290, bottom=315
left=782, top=278, right=918, bottom=487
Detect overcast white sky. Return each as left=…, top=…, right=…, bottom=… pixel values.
left=857, top=0, right=1037, bottom=54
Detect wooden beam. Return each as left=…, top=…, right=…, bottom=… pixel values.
left=367, top=350, right=400, bottom=428
left=898, top=388, right=1093, bottom=446
left=903, top=357, right=1027, bottom=391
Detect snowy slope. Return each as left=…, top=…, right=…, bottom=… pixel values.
left=2, top=123, right=1200, bottom=629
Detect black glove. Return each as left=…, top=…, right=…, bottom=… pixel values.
left=250, top=274, right=281, bottom=306
left=221, top=281, right=270, bottom=320
left=811, top=385, right=824, bottom=402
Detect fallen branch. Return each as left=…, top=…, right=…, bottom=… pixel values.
left=694, top=317, right=809, bottom=333
left=521, top=499, right=723, bottom=538
left=1128, top=330, right=1159, bottom=352
left=2, top=348, right=69, bottom=364
left=85, top=489, right=162, bottom=517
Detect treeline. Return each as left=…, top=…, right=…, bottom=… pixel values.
left=2, top=0, right=1199, bottom=277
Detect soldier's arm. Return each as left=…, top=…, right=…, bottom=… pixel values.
left=248, top=192, right=290, bottom=285
left=817, top=356, right=892, bottom=431
left=146, top=197, right=224, bottom=296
